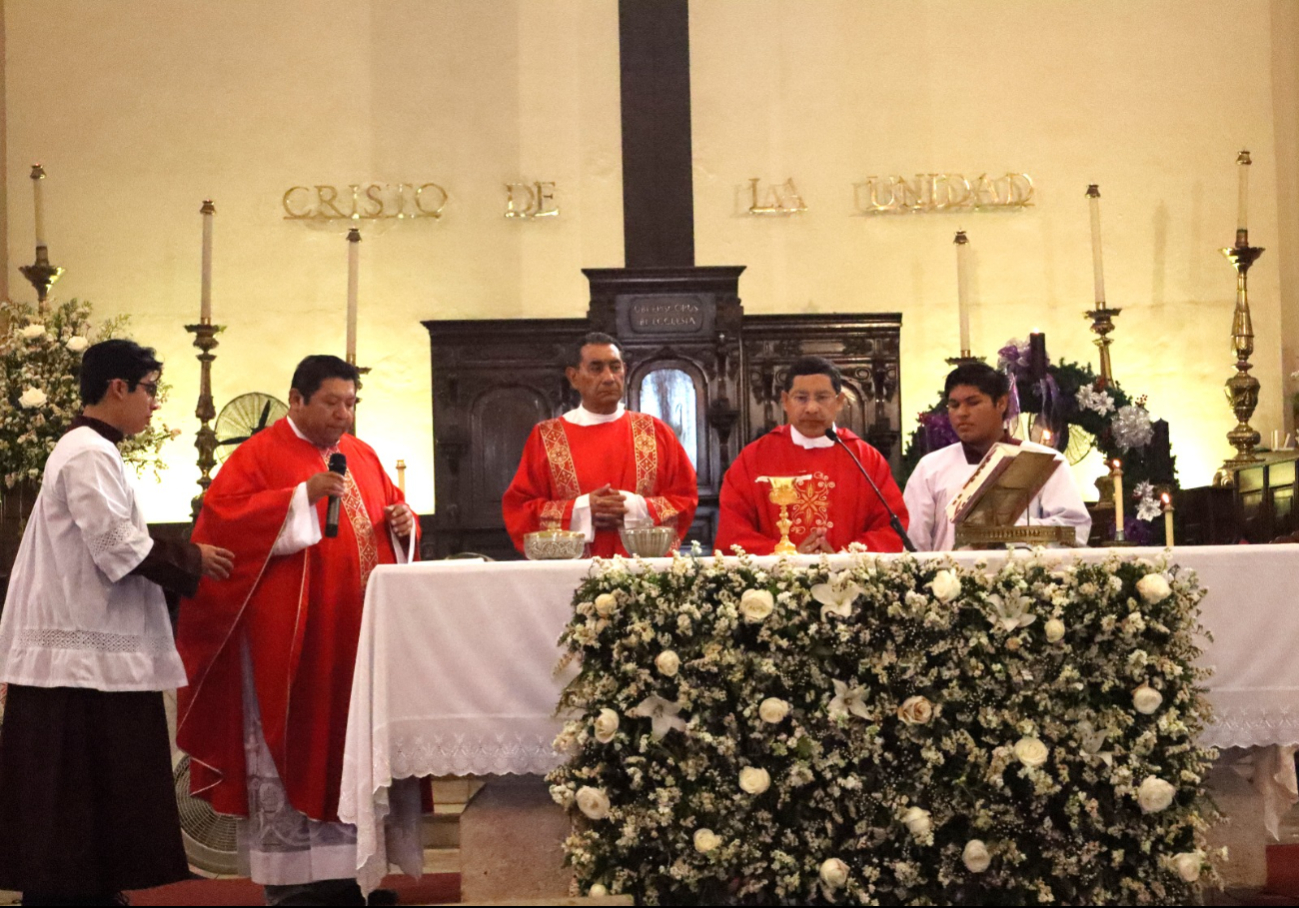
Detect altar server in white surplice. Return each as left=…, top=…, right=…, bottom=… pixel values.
left=904, top=362, right=1091, bottom=552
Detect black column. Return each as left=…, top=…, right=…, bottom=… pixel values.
left=618, top=0, right=695, bottom=267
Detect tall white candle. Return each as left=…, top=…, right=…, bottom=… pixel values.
left=955, top=230, right=971, bottom=353
left=200, top=200, right=215, bottom=324
left=1112, top=460, right=1124, bottom=539
left=31, top=164, right=47, bottom=248
left=346, top=228, right=361, bottom=363
left=1237, top=150, right=1251, bottom=234
left=1162, top=493, right=1174, bottom=547
left=1086, top=185, right=1105, bottom=307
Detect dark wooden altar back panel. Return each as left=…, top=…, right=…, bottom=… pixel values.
left=423, top=268, right=902, bottom=559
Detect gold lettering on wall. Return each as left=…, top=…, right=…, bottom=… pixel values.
left=853, top=173, right=1034, bottom=214
left=748, top=178, right=806, bottom=215
left=282, top=182, right=449, bottom=220
left=504, top=181, right=559, bottom=218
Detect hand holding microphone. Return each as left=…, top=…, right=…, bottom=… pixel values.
left=304, top=454, right=349, bottom=538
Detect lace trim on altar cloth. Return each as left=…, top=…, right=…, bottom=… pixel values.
left=16, top=627, right=176, bottom=655
left=382, top=733, right=564, bottom=781
left=1201, top=700, right=1299, bottom=749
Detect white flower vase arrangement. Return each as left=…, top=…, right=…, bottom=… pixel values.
left=550, top=550, right=1220, bottom=905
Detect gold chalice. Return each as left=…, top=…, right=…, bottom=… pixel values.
left=756, top=474, right=812, bottom=555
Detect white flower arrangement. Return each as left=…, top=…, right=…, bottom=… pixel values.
left=550, top=550, right=1219, bottom=905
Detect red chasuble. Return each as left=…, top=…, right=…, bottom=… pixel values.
left=175, top=418, right=414, bottom=821
left=502, top=411, right=698, bottom=557
left=715, top=425, right=909, bottom=555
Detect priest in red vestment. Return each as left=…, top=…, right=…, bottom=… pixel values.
left=502, top=332, right=698, bottom=557
left=176, top=355, right=419, bottom=906
left=716, top=355, right=909, bottom=555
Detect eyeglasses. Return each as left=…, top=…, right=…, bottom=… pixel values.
left=136, top=381, right=159, bottom=399
left=789, top=392, right=838, bottom=406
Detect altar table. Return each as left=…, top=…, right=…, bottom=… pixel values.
left=339, top=545, right=1299, bottom=892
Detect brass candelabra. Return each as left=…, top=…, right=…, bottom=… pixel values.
left=1215, top=238, right=1265, bottom=483
left=186, top=322, right=222, bottom=520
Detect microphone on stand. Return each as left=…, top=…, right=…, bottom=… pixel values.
left=325, top=452, right=347, bottom=538
left=823, top=428, right=916, bottom=553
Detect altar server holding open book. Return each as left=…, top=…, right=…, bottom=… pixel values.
left=904, top=363, right=1091, bottom=551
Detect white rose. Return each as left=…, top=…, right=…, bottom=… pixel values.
left=588, top=883, right=609, bottom=897
left=693, top=828, right=722, bottom=853
left=1013, top=736, right=1049, bottom=768
left=64, top=335, right=89, bottom=352
left=593, top=708, right=619, bottom=743
left=575, top=786, right=611, bottom=820
left=759, top=697, right=790, bottom=724
left=1044, top=618, right=1065, bottom=643
left=897, top=695, right=934, bottom=725
left=594, top=593, right=617, bottom=617
left=739, top=766, right=771, bottom=795
left=17, top=387, right=47, bottom=409
left=1171, top=851, right=1202, bottom=883
left=739, top=588, right=775, bottom=623
left=19, top=323, right=45, bottom=339
left=929, top=569, right=962, bottom=603
left=819, top=857, right=849, bottom=889
left=655, top=650, right=680, bottom=677
left=1132, top=683, right=1164, bottom=715
left=962, top=839, right=991, bottom=873
left=901, top=805, right=931, bottom=838
left=1136, top=573, right=1172, bottom=604
left=1137, top=775, right=1176, bottom=813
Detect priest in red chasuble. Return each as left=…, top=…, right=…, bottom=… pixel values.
left=176, top=355, right=419, bottom=906
left=716, top=356, right=909, bottom=555
left=503, top=332, right=698, bottom=557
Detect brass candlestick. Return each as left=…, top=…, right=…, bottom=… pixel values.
left=19, top=246, right=64, bottom=309
left=1084, top=304, right=1122, bottom=388
left=757, top=474, right=811, bottom=555
left=1216, top=239, right=1265, bottom=481
left=186, top=322, right=223, bottom=520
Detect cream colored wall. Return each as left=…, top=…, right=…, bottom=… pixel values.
left=1273, top=0, right=1299, bottom=434
left=5, top=0, right=1294, bottom=516
left=692, top=0, right=1285, bottom=490
left=3, top=0, right=622, bottom=521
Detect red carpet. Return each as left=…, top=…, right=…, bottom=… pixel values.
left=126, top=872, right=459, bottom=906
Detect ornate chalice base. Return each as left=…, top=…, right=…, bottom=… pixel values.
left=756, top=475, right=812, bottom=555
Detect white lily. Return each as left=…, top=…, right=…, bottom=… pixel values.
left=812, top=578, right=863, bottom=621
left=628, top=695, right=688, bottom=740
left=828, top=679, right=871, bottom=721
left=987, top=592, right=1036, bottom=632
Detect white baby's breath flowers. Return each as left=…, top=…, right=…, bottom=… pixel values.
left=1132, top=683, right=1164, bottom=715
left=739, top=766, right=771, bottom=795
left=17, top=387, right=47, bottom=409
left=929, top=569, right=962, bottom=603
left=962, top=839, right=991, bottom=872
left=901, top=806, right=932, bottom=838
left=593, top=708, right=619, bottom=743
left=693, top=828, right=722, bottom=853
left=655, top=650, right=680, bottom=677
left=897, top=695, right=934, bottom=725
left=1137, top=573, right=1172, bottom=604
left=819, top=857, right=849, bottom=889
left=758, top=697, right=790, bottom=724
left=739, top=588, right=774, bottom=623
left=575, top=786, right=611, bottom=820
left=1137, top=775, right=1177, bottom=813
left=1013, top=736, right=1049, bottom=768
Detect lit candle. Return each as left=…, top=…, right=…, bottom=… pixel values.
left=396, top=459, right=407, bottom=495
left=31, top=164, right=47, bottom=248
left=200, top=200, right=215, bottom=324
left=1112, top=460, right=1124, bottom=540
left=1042, top=428, right=1053, bottom=448
left=1237, top=150, right=1251, bottom=238
left=1086, top=185, right=1105, bottom=307
left=346, top=227, right=361, bottom=363
left=1162, top=493, right=1174, bottom=547
left=955, top=230, right=971, bottom=354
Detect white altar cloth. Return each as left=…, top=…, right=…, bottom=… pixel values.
left=339, top=545, right=1299, bottom=892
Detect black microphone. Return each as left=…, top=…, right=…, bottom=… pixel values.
left=824, top=428, right=916, bottom=553
left=325, top=452, right=347, bottom=538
